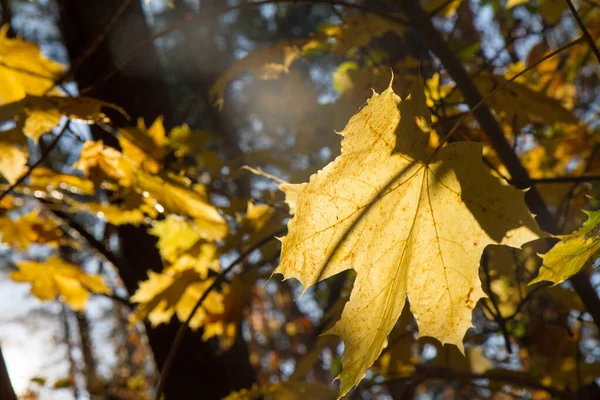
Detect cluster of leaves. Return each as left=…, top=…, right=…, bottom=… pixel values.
left=2, top=0, right=600, bottom=399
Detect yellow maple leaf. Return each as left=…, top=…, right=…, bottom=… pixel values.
left=319, top=13, right=405, bottom=55
left=75, top=192, right=157, bottom=226
left=131, top=266, right=224, bottom=329
left=223, top=382, right=337, bottom=400
left=0, top=95, right=126, bottom=143
left=134, top=171, right=228, bottom=240
left=29, top=167, right=95, bottom=195
left=11, top=256, right=111, bottom=310
left=149, top=216, right=202, bottom=262
left=73, top=140, right=125, bottom=184
left=0, top=128, right=28, bottom=184
left=531, top=210, right=600, bottom=286
left=119, top=116, right=166, bottom=174
left=276, top=81, right=541, bottom=395
left=471, top=74, right=577, bottom=131
left=0, top=25, right=64, bottom=104
left=201, top=267, right=257, bottom=350
left=0, top=209, right=63, bottom=250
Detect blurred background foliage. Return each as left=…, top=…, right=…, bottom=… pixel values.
left=0, top=0, right=599, bottom=399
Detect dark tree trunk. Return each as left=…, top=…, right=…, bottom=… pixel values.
left=56, top=1, right=255, bottom=398
left=0, top=344, right=17, bottom=400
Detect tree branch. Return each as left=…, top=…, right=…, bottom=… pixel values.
left=399, top=0, right=600, bottom=331
left=509, top=175, right=600, bottom=184
left=564, top=0, right=600, bottom=62
left=382, top=366, right=573, bottom=400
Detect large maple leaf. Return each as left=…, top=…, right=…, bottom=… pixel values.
left=276, top=81, right=541, bottom=395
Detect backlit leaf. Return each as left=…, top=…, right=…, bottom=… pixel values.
left=11, top=256, right=111, bottom=310
left=0, top=95, right=126, bottom=142
left=531, top=210, right=600, bottom=285
left=0, top=128, right=27, bottom=184
left=134, top=171, right=227, bottom=240
left=275, top=81, right=540, bottom=395
left=73, top=140, right=125, bottom=184
left=0, top=25, right=64, bottom=104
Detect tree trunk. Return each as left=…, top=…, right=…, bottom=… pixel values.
left=56, top=1, right=255, bottom=398
left=0, top=344, right=17, bottom=400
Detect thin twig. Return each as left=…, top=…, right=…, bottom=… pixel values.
left=509, top=175, right=600, bottom=184
left=481, top=252, right=512, bottom=354
left=154, top=229, right=286, bottom=400
left=382, top=366, right=572, bottom=400
left=0, top=121, right=70, bottom=202
left=564, top=0, right=600, bottom=62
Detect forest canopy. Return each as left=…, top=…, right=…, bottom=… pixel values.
left=1, top=0, right=600, bottom=399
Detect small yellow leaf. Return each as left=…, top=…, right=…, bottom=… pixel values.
left=119, top=116, right=166, bottom=174
left=506, top=0, right=529, bottom=7
left=0, top=209, right=63, bottom=250
left=0, top=95, right=127, bottom=143
left=73, top=140, right=125, bottom=183
left=149, top=216, right=202, bottom=262
left=0, top=128, right=28, bottom=184
left=29, top=167, right=95, bottom=195
left=131, top=266, right=223, bottom=329
left=135, top=171, right=227, bottom=240
left=0, top=25, right=64, bottom=104
left=531, top=210, right=600, bottom=286
left=472, top=74, right=577, bottom=131
left=11, top=256, right=111, bottom=310
left=223, top=382, right=337, bottom=400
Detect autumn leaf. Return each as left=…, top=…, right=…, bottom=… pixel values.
left=531, top=210, right=600, bottom=286
left=0, top=25, right=64, bottom=104
left=167, top=123, right=215, bottom=157
left=275, top=81, right=541, bottom=395
left=134, top=171, right=228, bottom=240
left=149, top=216, right=202, bottom=262
left=0, top=210, right=63, bottom=250
left=0, top=128, right=28, bottom=184
left=119, top=116, right=166, bottom=174
left=131, top=266, right=224, bottom=329
left=29, top=167, right=95, bottom=195
left=471, top=74, right=577, bottom=131
left=315, top=12, right=405, bottom=55
left=201, top=267, right=257, bottom=350
left=75, top=192, right=157, bottom=226
left=73, top=140, right=125, bottom=184
left=0, top=95, right=126, bottom=142
left=11, top=256, right=111, bottom=310
left=223, top=382, right=337, bottom=400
